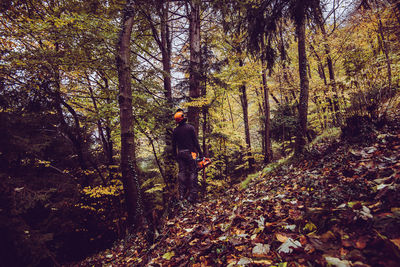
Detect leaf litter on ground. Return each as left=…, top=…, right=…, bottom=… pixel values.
left=77, top=124, right=400, bottom=266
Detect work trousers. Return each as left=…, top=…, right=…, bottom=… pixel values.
left=177, top=149, right=198, bottom=202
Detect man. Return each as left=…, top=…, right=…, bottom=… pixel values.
left=172, top=109, right=203, bottom=203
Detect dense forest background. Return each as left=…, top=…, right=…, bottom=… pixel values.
left=0, top=0, right=399, bottom=266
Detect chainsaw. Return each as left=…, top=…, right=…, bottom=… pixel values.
left=191, top=153, right=212, bottom=198
left=196, top=157, right=212, bottom=170
left=191, top=152, right=212, bottom=170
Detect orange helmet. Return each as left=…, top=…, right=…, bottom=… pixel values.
left=174, top=110, right=185, bottom=123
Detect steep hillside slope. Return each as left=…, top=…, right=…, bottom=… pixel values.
left=78, top=121, right=400, bottom=266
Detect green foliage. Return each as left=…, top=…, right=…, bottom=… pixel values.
left=347, top=84, right=399, bottom=120
left=343, top=46, right=368, bottom=78
left=308, top=127, right=341, bottom=148
left=240, top=172, right=259, bottom=190
left=270, top=103, right=297, bottom=142
left=239, top=154, right=293, bottom=190
left=76, top=179, right=126, bottom=246
left=206, top=179, right=230, bottom=195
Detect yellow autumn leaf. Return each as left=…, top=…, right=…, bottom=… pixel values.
left=276, top=233, right=288, bottom=243
left=189, top=239, right=199, bottom=246
left=303, top=222, right=317, bottom=232
left=253, top=259, right=273, bottom=265
left=162, top=251, right=175, bottom=260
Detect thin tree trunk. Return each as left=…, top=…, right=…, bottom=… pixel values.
left=255, top=85, right=265, bottom=156
left=377, top=14, right=392, bottom=92
left=262, top=60, right=272, bottom=164
left=53, top=90, right=88, bottom=171
left=313, top=96, right=326, bottom=130
left=202, top=35, right=209, bottom=158
left=227, top=94, right=235, bottom=129
left=314, top=3, right=342, bottom=125
left=86, top=74, right=112, bottom=183
left=202, top=95, right=208, bottom=157
left=116, top=1, right=144, bottom=229
left=187, top=0, right=201, bottom=134
left=309, top=42, right=327, bottom=85
left=239, top=59, right=255, bottom=171
left=294, top=6, right=310, bottom=156
left=152, top=0, right=175, bottom=192
left=270, top=91, right=280, bottom=105
left=158, top=0, right=173, bottom=102
left=99, top=71, right=115, bottom=168
left=50, top=50, right=88, bottom=173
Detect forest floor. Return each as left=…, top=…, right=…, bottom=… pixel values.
left=77, top=120, right=400, bottom=267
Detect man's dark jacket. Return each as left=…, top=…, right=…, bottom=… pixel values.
left=172, top=121, right=202, bottom=157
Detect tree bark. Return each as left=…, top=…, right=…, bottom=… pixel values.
left=158, top=0, right=173, bottom=102
left=98, top=71, right=115, bottom=169
left=86, top=74, right=114, bottom=176
left=262, top=61, right=272, bottom=164
left=377, top=13, right=392, bottom=92
left=50, top=46, right=88, bottom=173
left=255, top=85, right=265, bottom=155
left=239, top=59, right=254, bottom=171
left=313, top=2, right=341, bottom=125
left=149, top=0, right=175, bottom=191
left=53, top=88, right=88, bottom=171
left=187, top=0, right=201, bottom=134
left=116, top=0, right=144, bottom=229
left=294, top=5, right=310, bottom=156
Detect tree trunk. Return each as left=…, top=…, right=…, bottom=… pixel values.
left=53, top=89, right=88, bottom=172
left=99, top=71, right=115, bottom=169
left=116, top=1, right=144, bottom=229
left=314, top=3, right=341, bottom=125
left=86, top=74, right=114, bottom=178
left=262, top=62, right=272, bottom=164
left=153, top=0, right=175, bottom=191
left=87, top=81, right=109, bottom=184
left=377, top=14, right=392, bottom=92
left=239, top=59, right=255, bottom=171
left=255, top=85, right=265, bottom=156
left=270, top=91, right=280, bottom=105
left=159, top=0, right=173, bottom=102
left=187, top=0, right=201, bottom=134
left=50, top=48, right=88, bottom=173
left=294, top=6, right=310, bottom=156
left=202, top=36, right=209, bottom=158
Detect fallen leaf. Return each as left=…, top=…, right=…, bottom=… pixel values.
left=276, top=233, right=289, bottom=243
left=299, top=235, right=307, bottom=245
left=321, top=231, right=336, bottom=242
left=278, top=238, right=301, bottom=254
left=184, top=227, right=195, bottom=232
left=189, top=238, right=198, bottom=246
left=340, top=247, right=349, bottom=258
left=253, top=259, right=273, bottom=265
left=355, top=236, right=368, bottom=249
left=341, top=239, right=353, bottom=247
left=162, top=251, right=175, bottom=260
left=237, top=257, right=252, bottom=265
left=324, top=255, right=351, bottom=267
left=235, top=245, right=246, bottom=252
left=304, top=244, right=315, bottom=254
left=252, top=243, right=270, bottom=258
left=283, top=224, right=296, bottom=231
left=303, top=222, right=317, bottom=232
